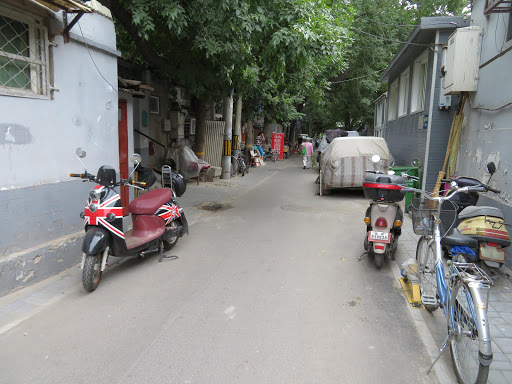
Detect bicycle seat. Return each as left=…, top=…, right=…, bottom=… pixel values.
left=441, top=228, right=478, bottom=248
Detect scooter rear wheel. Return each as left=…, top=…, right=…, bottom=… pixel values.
left=83, top=254, right=102, bottom=292
left=374, top=253, right=383, bottom=268
left=163, top=221, right=179, bottom=250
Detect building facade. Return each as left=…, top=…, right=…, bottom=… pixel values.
left=380, top=16, right=469, bottom=190
left=0, top=0, right=120, bottom=296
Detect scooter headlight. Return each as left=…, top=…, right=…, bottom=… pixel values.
left=89, top=202, right=99, bottom=213
left=89, top=189, right=101, bottom=201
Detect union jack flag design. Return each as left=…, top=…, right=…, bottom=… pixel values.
left=84, top=187, right=125, bottom=239
left=157, top=203, right=181, bottom=225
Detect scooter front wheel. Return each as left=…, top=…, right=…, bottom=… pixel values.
left=83, top=254, right=102, bottom=292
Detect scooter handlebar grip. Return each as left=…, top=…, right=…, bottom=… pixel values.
left=70, top=173, right=84, bottom=178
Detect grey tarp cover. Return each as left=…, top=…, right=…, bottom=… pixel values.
left=320, top=137, right=390, bottom=189
left=169, top=146, right=210, bottom=181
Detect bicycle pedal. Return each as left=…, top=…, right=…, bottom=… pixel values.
left=421, top=294, right=437, bottom=306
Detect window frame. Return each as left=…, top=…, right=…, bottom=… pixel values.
left=0, top=6, right=50, bottom=99
left=410, top=50, right=428, bottom=114
left=398, top=68, right=410, bottom=117
left=507, top=11, right=512, bottom=42
left=387, top=80, right=398, bottom=122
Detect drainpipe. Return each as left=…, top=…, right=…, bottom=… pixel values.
left=422, top=31, right=440, bottom=189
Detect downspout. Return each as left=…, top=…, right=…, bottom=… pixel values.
left=422, top=31, right=440, bottom=189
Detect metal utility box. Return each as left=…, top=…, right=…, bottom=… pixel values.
left=170, top=111, right=185, bottom=139
left=444, top=27, right=483, bottom=95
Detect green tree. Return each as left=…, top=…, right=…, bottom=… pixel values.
left=104, top=0, right=353, bottom=154
left=304, top=0, right=469, bottom=134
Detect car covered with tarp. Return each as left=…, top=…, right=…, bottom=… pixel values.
left=320, top=137, right=391, bottom=193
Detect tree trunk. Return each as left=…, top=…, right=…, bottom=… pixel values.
left=194, top=97, right=208, bottom=159
left=344, top=113, right=351, bottom=130
left=289, top=120, right=297, bottom=146
left=263, top=121, right=273, bottom=145
left=233, top=93, right=242, bottom=158
left=244, top=119, right=254, bottom=161
left=221, top=95, right=233, bottom=179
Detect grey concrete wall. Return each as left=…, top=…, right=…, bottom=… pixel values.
left=385, top=49, right=433, bottom=173
left=0, top=8, right=119, bottom=296
left=456, top=0, right=512, bottom=268
left=385, top=32, right=460, bottom=190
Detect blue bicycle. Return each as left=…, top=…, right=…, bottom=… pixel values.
left=403, top=181, right=494, bottom=384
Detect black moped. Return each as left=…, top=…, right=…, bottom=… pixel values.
left=70, top=148, right=188, bottom=292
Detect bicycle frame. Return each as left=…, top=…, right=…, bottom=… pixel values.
left=407, top=188, right=492, bottom=374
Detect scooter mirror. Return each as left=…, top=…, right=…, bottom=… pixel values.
left=131, top=153, right=142, bottom=165
left=411, top=158, right=420, bottom=167
left=76, top=147, right=86, bottom=158
left=487, top=162, right=496, bottom=175
left=371, top=155, right=381, bottom=163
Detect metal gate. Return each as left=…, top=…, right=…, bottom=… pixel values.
left=204, top=120, right=225, bottom=167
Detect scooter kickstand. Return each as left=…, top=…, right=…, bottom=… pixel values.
left=159, top=241, right=178, bottom=262
left=426, top=333, right=452, bottom=375
left=358, top=252, right=368, bottom=261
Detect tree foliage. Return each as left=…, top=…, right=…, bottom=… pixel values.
left=305, top=0, right=469, bottom=133
left=108, top=0, right=353, bottom=123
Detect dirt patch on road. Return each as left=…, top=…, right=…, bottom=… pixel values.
left=197, top=202, right=233, bottom=212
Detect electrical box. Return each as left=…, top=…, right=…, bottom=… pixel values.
left=444, top=27, right=483, bottom=95
left=438, top=78, right=452, bottom=109
left=190, top=118, right=196, bottom=135
left=170, top=111, right=185, bottom=139
left=162, top=119, right=171, bottom=132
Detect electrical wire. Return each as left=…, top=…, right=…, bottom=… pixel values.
left=350, top=27, right=432, bottom=47
left=330, top=70, right=385, bottom=84
left=77, top=21, right=118, bottom=93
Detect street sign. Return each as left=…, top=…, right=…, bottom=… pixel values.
left=272, top=133, right=285, bottom=160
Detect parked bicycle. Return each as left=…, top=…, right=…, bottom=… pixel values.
left=231, top=152, right=249, bottom=177
left=263, top=148, right=278, bottom=162
left=402, top=180, right=494, bottom=384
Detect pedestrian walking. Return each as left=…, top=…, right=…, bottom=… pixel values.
left=302, top=139, right=314, bottom=169
left=256, top=132, right=265, bottom=157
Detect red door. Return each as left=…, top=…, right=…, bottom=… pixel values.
left=118, top=101, right=129, bottom=216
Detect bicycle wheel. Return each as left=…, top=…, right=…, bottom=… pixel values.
left=449, top=280, right=490, bottom=384
left=416, top=236, right=439, bottom=312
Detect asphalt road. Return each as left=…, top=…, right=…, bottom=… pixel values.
left=0, top=157, right=439, bottom=384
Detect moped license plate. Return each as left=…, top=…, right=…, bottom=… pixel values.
left=368, top=231, right=390, bottom=243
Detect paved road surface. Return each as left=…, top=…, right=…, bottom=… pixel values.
left=0, top=157, right=438, bottom=384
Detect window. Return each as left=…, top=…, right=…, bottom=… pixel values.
left=398, top=68, right=410, bottom=117
left=411, top=50, right=428, bottom=113
left=0, top=7, right=50, bottom=97
left=508, top=11, right=512, bottom=42
left=387, top=80, right=398, bottom=121
left=149, top=96, right=160, bottom=114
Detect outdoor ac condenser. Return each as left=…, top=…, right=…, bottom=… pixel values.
left=444, top=27, right=483, bottom=95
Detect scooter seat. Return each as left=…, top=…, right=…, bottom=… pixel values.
left=458, top=206, right=504, bottom=220
left=129, top=188, right=173, bottom=215
left=441, top=228, right=478, bottom=248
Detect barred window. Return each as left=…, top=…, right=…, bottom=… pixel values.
left=0, top=7, right=50, bottom=98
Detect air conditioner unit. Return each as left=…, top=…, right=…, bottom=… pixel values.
left=444, top=27, right=483, bottom=95
left=190, top=118, right=196, bottom=135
